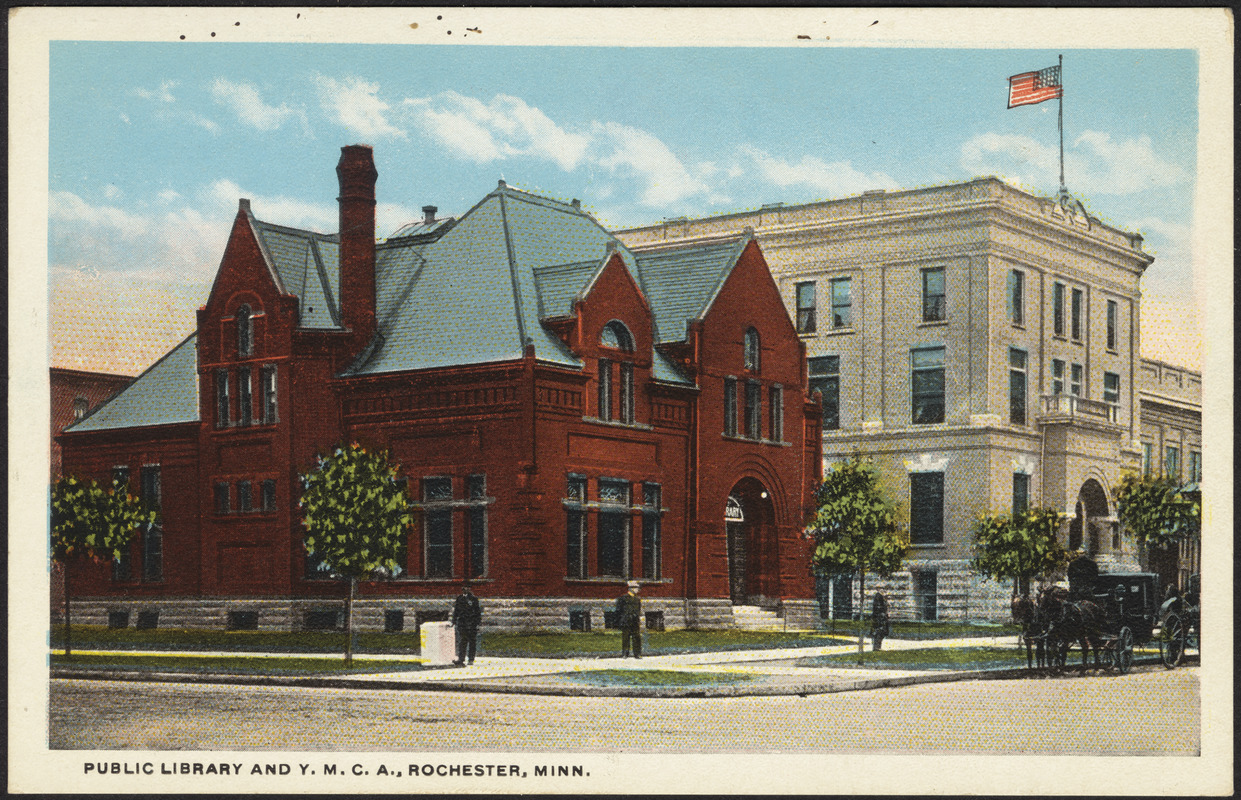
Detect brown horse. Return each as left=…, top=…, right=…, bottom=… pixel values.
left=1039, top=586, right=1105, bottom=673
left=1011, top=593, right=1048, bottom=669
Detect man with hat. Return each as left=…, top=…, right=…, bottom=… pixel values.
left=451, top=582, right=482, bottom=666
left=615, top=580, right=643, bottom=658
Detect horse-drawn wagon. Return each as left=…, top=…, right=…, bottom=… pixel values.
left=1156, top=572, right=1199, bottom=668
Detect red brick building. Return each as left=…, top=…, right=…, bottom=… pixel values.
left=50, top=367, right=132, bottom=479
left=57, top=145, right=821, bottom=632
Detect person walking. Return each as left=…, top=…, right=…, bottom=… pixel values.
left=451, top=583, right=482, bottom=666
left=870, top=590, right=890, bottom=651
left=616, top=580, right=643, bottom=658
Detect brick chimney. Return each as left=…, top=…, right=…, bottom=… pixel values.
left=336, top=144, right=378, bottom=346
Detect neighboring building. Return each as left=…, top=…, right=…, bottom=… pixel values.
left=1137, top=357, right=1202, bottom=590
left=621, top=179, right=1158, bottom=621
left=50, top=367, right=133, bottom=479
left=56, top=145, right=821, bottom=633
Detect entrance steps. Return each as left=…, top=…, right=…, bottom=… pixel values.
left=731, top=605, right=783, bottom=630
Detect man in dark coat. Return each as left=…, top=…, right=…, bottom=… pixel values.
left=451, top=583, right=482, bottom=666
left=616, top=581, right=642, bottom=658
left=870, top=591, right=890, bottom=651
left=1066, top=550, right=1099, bottom=600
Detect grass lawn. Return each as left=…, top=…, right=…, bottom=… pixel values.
left=482, top=629, right=852, bottom=658
left=559, top=669, right=751, bottom=687
left=797, top=646, right=1031, bottom=671
left=50, top=652, right=426, bottom=676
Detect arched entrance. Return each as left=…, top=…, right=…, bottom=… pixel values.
left=1068, top=478, right=1110, bottom=554
left=725, top=478, right=775, bottom=605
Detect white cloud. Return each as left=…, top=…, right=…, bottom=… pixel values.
left=742, top=146, right=899, bottom=196
left=158, top=188, right=182, bottom=202
left=590, top=121, right=708, bottom=207
left=959, top=132, right=1057, bottom=189
left=211, top=78, right=308, bottom=132
left=316, top=76, right=403, bottom=140
left=133, top=80, right=178, bottom=103
left=49, top=191, right=149, bottom=239
left=103, top=185, right=122, bottom=200
left=1071, top=131, right=1187, bottom=194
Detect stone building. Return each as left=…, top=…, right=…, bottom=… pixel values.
left=621, top=178, right=1161, bottom=621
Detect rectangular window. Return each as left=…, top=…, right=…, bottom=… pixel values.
left=112, top=465, right=130, bottom=491
left=921, top=267, right=946, bottom=322
left=642, top=483, right=661, bottom=581
left=423, top=477, right=453, bottom=579
left=566, top=475, right=587, bottom=579
left=215, top=369, right=230, bottom=427
left=1141, top=442, right=1153, bottom=476
left=770, top=384, right=784, bottom=443
left=1103, top=372, right=1121, bottom=404
left=466, top=474, right=487, bottom=579
left=1053, top=282, right=1065, bottom=337
left=795, top=281, right=817, bottom=333
left=1106, top=300, right=1118, bottom=350
left=1165, top=446, right=1180, bottom=479
left=1013, top=473, right=1030, bottom=515
left=723, top=378, right=738, bottom=436
left=214, top=482, right=231, bottom=513
left=597, top=358, right=612, bottom=421
left=260, top=366, right=277, bottom=424
left=1071, top=287, right=1083, bottom=341
left=261, top=479, right=277, bottom=512
left=1009, top=348, right=1027, bottom=425
left=237, top=480, right=253, bottom=512
left=808, top=356, right=840, bottom=431
left=597, top=478, right=630, bottom=578
left=1188, top=451, right=1202, bottom=483
left=745, top=380, right=762, bottom=440
left=238, top=367, right=252, bottom=426
left=1051, top=359, right=1065, bottom=395
left=140, top=466, right=162, bottom=582
left=619, top=362, right=634, bottom=424
left=911, top=347, right=946, bottom=424
left=912, top=570, right=939, bottom=621
left=1007, top=270, right=1024, bottom=325
left=1070, top=363, right=1083, bottom=397
left=910, top=472, right=944, bottom=544
left=830, top=277, right=852, bottom=328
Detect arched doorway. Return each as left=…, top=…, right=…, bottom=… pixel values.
left=1068, top=478, right=1110, bottom=555
left=725, top=478, right=775, bottom=605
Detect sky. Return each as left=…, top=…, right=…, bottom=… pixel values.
left=47, top=41, right=1203, bottom=374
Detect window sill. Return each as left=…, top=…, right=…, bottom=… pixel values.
left=824, top=327, right=855, bottom=336
left=1011, top=323, right=1025, bottom=331
left=918, top=320, right=948, bottom=328
left=797, top=330, right=818, bottom=338
left=910, top=543, right=946, bottom=549
left=1105, top=348, right=1120, bottom=356
left=582, top=416, right=654, bottom=432
left=565, top=577, right=673, bottom=585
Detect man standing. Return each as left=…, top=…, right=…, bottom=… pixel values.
left=616, top=580, right=643, bottom=658
left=870, top=590, right=890, bottom=651
left=451, top=583, right=482, bottom=666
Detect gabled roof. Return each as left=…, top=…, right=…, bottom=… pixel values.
left=64, top=333, right=200, bottom=432
left=630, top=234, right=752, bottom=344
left=252, top=221, right=342, bottom=329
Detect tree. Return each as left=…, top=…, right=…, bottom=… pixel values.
left=1114, top=470, right=1201, bottom=551
left=51, top=475, right=154, bottom=658
left=972, top=507, right=1070, bottom=598
left=299, top=442, right=414, bottom=664
left=805, top=454, right=908, bottom=664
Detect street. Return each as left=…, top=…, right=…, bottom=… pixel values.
left=50, top=667, right=1198, bottom=755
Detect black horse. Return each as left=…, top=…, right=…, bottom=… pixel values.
left=1038, top=586, right=1105, bottom=673
left=1011, top=593, right=1048, bottom=669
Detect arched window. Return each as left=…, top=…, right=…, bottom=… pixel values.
left=600, top=320, right=634, bottom=352
left=72, top=397, right=89, bottom=421
left=236, top=305, right=253, bottom=357
left=744, top=327, right=761, bottom=373
left=598, top=321, right=636, bottom=424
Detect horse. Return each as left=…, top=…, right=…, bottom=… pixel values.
left=1010, top=593, right=1048, bottom=669
left=1038, top=585, right=1105, bottom=674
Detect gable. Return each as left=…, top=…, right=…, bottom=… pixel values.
left=631, top=237, right=748, bottom=344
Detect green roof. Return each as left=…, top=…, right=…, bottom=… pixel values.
left=631, top=236, right=750, bottom=344
left=65, top=333, right=200, bottom=432
left=253, top=220, right=341, bottom=329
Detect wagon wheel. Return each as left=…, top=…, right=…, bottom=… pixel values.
left=1116, top=627, right=1134, bottom=675
left=1099, top=638, right=1115, bottom=670
left=1159, top=612, right=1186, bottom=668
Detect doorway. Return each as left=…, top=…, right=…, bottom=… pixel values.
left=725, top=479, right=774, bottom=605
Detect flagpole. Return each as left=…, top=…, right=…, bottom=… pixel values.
left=1057, top=53, right=1066, bottom=197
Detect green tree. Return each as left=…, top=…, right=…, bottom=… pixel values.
left=1114, top=470, right=1201, bottom=550
left=299, top=442, right=414, bottom=664
left=972, top=507, right=1070, bottom=598
left=51, top=475, right=154, bottom=658
left=805, top=454, right=908, bottom=664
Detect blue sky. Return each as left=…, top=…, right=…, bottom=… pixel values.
left=48, top=42, right=1202, bottom=373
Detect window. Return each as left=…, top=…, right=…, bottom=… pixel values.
left=214, top=482, right=231, bottom=513
left=73, top=397, right=88, bottom=421
left=112, top=465, right=131, bottom=491
left=808, top=356, right=840, bottom=431
left=597, top=358, right=612, bottom=421
left=770, top=384, right=784, bottom=443
left=305, top=544, right=331, bottom=580
left=140, top=466, right=162, bottom=582
left=619, top=362, right=634, bottom=424
left=1013, top=473, right=1030, bottom=515
left=238, top=367, right=252, bottom=426
left=744, top=327, right=761, bottom=373
left=599, top=322, right=634, bottom=424
left=261, top=479, right=277, bottom=512
left=1051, top=359, right=1065, bottom=395
left=1165, top=446, right=1180, bottom=479
left=600, top=320, right=634, bottom=352
left=745, top=380, right=762, bottom=440
left=1071, top=288, right=1083, bottom=341
left=910, top=472, right=944, bottom=544
left=723, top=378, right=738, bottom=437
left=215, top=369, right=230, bottom=427
left=423, top=477, right=453, bottom=579
left=912, top=570, right=938, bottom=621
left=1141, top=442, right=1153, bottom=476
left=1188, top=451, right=1202, bottom=483
left=566, top=475, right=587, bottom=579
left=830, top=277, right=851, bottom=329
left=465, top=474, right=487, bottom=579
left=1106, top=300, right=1118, bottom=350
left=260, top=366, right=277, bottom=424
left=1053, top=282, right=1065, bottom=337
left=237, top=480, right=253, bottom=512
left=642, top=483, right=662, bottom=580
left=236, top=305, right=253, bottom=356
left=921, top=267, right=946, bottom=322
left=1103, top=372, right=1120, bottom=404
left=1070, top=363, right=1083, bottom=397
left=911, top=347, right=945, bottom=424
left=1007, top=270, right=1024, bottom=326
left=795, top=282, right=816, bottom=333
left=1009, top=348, right=1027, bottom=425
left=112, top=543, right=132, bottom=582
left=597, top=478, right=630, bottom=578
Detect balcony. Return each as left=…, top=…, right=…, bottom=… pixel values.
left=1039, top=394, right=1120, bottom=425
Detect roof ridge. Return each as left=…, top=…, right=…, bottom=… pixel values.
left=63, top=331, right=198, bottom=432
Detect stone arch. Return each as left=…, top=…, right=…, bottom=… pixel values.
left=725, top=476, right=776, bottom=606
left=1068, top=477, right=1112, bottom=554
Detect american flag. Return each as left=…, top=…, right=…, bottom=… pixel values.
left=1008, top=66, right=1062, bottom=108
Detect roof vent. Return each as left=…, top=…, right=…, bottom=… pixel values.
left=571, top=198, right=581, bottom=210
left=497, top=179, right=507, bottom=188
left=422, top=205, right=437, bottom=224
